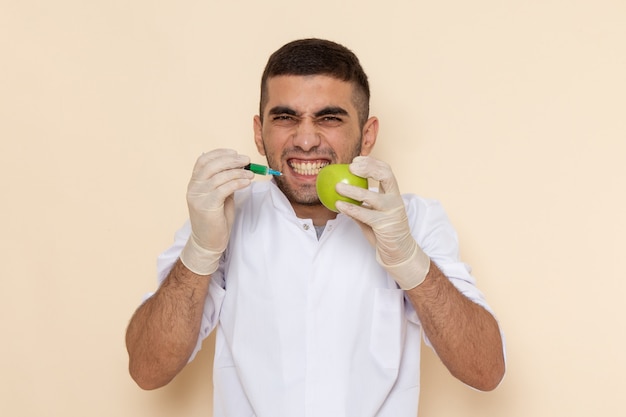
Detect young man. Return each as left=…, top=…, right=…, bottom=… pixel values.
left=126, top=38, right=505, bottom=416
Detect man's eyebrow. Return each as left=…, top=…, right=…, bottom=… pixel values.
left=268, top=106, right=297, bottom=116
left=314, top=106, right=349, bottom=118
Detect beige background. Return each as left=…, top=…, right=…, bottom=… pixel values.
left=1, top=1, right=624, bottom=416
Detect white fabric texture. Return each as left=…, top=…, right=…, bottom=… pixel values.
left=155, top=180, right=496, bottom=417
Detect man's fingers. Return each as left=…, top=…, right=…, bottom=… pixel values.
left=336, top=182, right=396, bottom=212
left=187, top=149, right=254, bottom=212
left=335, top=199, right=375, bottom=225
left=188, top=173, right=253, bottom=212
left=192, top=149, right=251, bottom=180
left=350, top=156, right=401, bottom=195
left=335, top=182, right=369, bottom=202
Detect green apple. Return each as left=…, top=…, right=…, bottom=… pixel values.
left=316, top=164, right=368, bottom=212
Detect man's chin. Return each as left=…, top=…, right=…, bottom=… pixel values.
left=275, top=181, right=321, bottom=206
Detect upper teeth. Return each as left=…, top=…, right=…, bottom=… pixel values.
left=291, top=161, right=329, bottom=176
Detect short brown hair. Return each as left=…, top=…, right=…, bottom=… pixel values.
left=259, top=38, right=370, bottom=127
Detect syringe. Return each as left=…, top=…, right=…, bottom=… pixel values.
left=244, top=163, right=282, bottom=176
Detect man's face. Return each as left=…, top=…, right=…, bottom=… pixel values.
left=253, top=75, right=377, bottom=207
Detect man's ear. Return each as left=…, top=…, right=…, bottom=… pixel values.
left=359, top=116, right=379, bottom=156
left=253, top=115, right=266, bottom=155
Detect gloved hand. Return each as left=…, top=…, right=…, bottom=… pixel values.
left=179, top=149, right=253, bottom=275
left=335, top=156, right=431, bottom=290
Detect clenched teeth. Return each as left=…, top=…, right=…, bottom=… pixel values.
left=290, top=161, right=329, bottom=176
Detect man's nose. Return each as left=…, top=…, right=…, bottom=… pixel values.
left=292, top=119, right=321, bottom=151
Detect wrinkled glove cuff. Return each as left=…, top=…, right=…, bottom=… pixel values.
left=376, top=244, right=431, bottom=290
left=179, top=236, right=221, bottom=276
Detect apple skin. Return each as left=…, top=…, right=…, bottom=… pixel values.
left=316, top=164, right=368, bottom=212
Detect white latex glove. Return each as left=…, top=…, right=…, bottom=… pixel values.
left=335, top=156, right=431, bottom=290
left=179, top=149, right=253, bottom=275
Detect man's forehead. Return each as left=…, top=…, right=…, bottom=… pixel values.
left=266, top=74, right=354, bottom=91
left=264, top=75, right=357, bottom=109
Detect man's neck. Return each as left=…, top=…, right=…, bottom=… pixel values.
left=291, top=203, right=337, bottom=226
